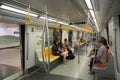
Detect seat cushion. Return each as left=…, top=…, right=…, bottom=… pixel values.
left=93, top=63, right=107, bottom=68
left=45, top=46, right=60, bottom=62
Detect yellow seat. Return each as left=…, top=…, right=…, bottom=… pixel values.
left=45, top=46, right=60, bottom=62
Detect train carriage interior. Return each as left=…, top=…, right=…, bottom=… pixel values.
left=0, top=0, right=120, bottom=80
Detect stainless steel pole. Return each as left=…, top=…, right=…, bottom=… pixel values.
left=78, top=31, right=80, bottom=63
left=45, top=10, right=50, bottom=72
left=42, top=18, right=47, bottom=71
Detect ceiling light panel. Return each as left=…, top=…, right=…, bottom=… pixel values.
left=0, top=5, right=38, bottom=17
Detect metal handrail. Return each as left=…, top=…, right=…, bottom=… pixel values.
left=45, top=12, right=50, bottom=72
left=42, top=19, right=47, bottom=71
left=41, top=10, right=50, bottom=72
left=114, top=29, right=120, bottom=73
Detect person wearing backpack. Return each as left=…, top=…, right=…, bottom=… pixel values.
left=62, top=38, right=75, bottom=60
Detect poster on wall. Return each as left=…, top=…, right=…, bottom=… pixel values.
left=35, top=31, right=43, bottom=61
left=35, top=32, right=42, bottom=49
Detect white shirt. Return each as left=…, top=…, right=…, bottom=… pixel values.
left=97, top=45, right=107, bottom=63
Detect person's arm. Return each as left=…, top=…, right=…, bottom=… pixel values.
left=88, top=49, right=94, bottom=57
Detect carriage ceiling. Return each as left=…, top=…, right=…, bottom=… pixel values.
left=0, top=0, right=88, bottom=24
left=91, top=0, right=120, bottom=31
left=1, top=0, right=120, bottom=32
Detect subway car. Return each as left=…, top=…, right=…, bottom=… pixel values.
left=0, top=0, right=120, bottom=80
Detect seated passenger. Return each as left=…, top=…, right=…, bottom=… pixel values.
left=63, top=38, right=75, bottom=60
left=88, top=44, right=98, bottom=72
left=52, top=39, right=68, bottom=64
left=95, top=37, right=108, bottom=64
left=80, top=36, right=84, bottom=42
left=89, top=37, right=108, bottom=74
left=63, top=38, right=74, bottom=53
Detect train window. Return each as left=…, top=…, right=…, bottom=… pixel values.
left=106, top=26, right=110, bottom=45
left=45, top=28, right=62, bottom=47
left=108, top=19, right=114, bottom=47
left=77, top=32, right=79, bottom=39
left=68, top=31, right=73, bottom=46
left=45, top=28, right=54, bottom=47
left=49, top=28, right=54, bottom=45
left=101, top=29, right=107, bottom=40
left=0, top=23, right=20, bottom=46
left=53, top=28, right=62, bottom=41
left=80, top=32, right=83, bottom=39
left=0, top=23, right=22, bottom=79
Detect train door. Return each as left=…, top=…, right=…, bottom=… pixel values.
left=24, top=26, right=43, bottom=70
left=0, top=22, right=22, bottom=79
left=68, top=30, right=73, bottom=46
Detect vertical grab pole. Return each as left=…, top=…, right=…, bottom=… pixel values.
left=92, top=33, right=98, bottom=66
left=42, top=17, right=47, bottom=71
left=78, top=30, right=80, bottom=63
left=86, top=33, right=88, bottom=56
left=92, top=32, right=98, bottom=80
left=78, top=39, right=81, bottom=63
left=114, top=28, right=120, bottom=73
left=45, top=5, right=50, bottom=72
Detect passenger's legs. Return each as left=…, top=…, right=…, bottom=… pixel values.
left=61, top=52, right=68, bottom=64
left=90, top=58, right=94, bottom=71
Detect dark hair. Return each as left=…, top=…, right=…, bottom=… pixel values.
left=53, top=40, right=57, bottom=45
left=58, top=40, right=63, bottom=48
left=53, top=39, right=62, bottom=48
left=64, top=38, right=67, bottom=42
left=98, top=37, right=109, bottom=49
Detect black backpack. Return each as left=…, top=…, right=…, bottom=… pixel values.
left=66, top=50, right=75, bottom=60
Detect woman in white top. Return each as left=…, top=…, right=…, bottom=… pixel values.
left=96, top=37, right=108, bottom=64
